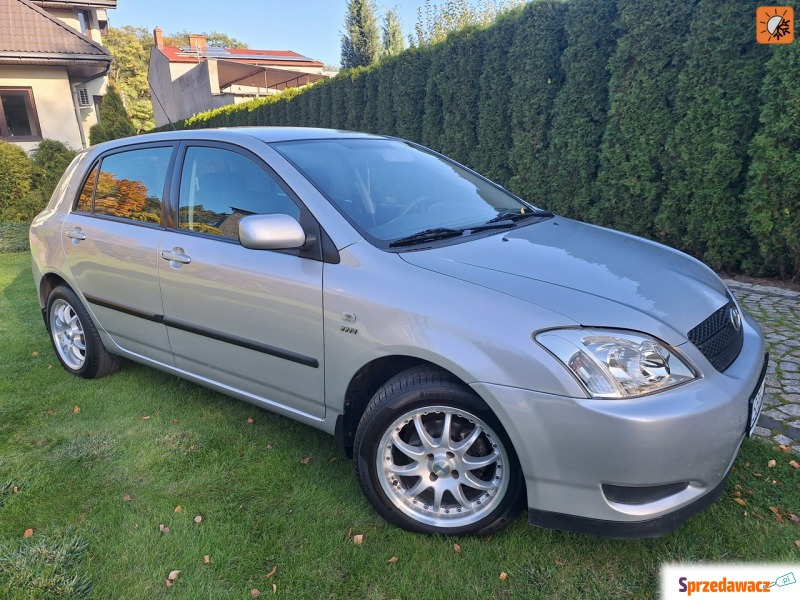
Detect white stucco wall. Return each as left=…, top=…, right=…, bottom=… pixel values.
left=0, top=65, right=83, bottom=152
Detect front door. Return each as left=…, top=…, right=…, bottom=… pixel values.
left=158, top=144, right=325, bottom=419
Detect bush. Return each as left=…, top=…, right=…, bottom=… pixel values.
left=0, top=142, right=33, bottom=220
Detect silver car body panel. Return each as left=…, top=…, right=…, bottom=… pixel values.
left=29, top=127, right=766, bottom=534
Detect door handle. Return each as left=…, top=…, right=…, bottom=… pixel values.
left=160, top=248, right=191, bottom=265
left=65, top=228, right=86, bottom=241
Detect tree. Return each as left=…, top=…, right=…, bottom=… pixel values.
left=544, top=0, right=618, bottom=219
left=104, top=26, right=154, bottom=133
left=745, top=40, right=800, bottom=279
left=382, top=8, right=405, bottom=57
left=507, top=1, right=568, bottom=205
left=594, top=0, right=697, bottom=237
left=657, top=0, right=767, bottom=271
left=413, top=0, right=524, bottom=46
left=89, top=85, right=137, bottom=145
left=341, top=0, right=381, bottom=69
left=162, top=30, right=247, bottom=48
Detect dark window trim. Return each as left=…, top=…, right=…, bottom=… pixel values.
left=0, top=87, right=43, bottom=141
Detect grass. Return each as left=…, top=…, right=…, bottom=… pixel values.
left=0, top=250, right=798, bottom=599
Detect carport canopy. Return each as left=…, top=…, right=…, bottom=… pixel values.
left=215, top=59, right=327, bottom=92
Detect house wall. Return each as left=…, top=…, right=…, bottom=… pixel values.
left=46, top=7, right=103, bottom=44
left=149, top=51, right=233, bottom=126
left=0, top=65, right=83, bottom=152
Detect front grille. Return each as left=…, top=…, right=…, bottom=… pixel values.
left=687, top=299, right=743, bottom=372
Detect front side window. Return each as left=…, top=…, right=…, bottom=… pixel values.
left=76, top=147, right=172, bottom=223
left=0, top=88, right=41, bottom=140
left=178, top=146, right=300, bottom=240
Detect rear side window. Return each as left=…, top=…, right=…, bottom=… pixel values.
left=178, top=146, right=300, bottom=240
left=75, top=146, right=172, bottom=224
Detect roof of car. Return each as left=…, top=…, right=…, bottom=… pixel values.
left=89, top=127, right=388, bottom=153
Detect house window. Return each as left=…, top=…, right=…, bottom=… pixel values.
left=77, top=10, right=92, bottom=35
left=0, top=88, right=41, bottom=140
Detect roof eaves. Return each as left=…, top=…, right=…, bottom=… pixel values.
left=16, top=0, right=111, bottom=57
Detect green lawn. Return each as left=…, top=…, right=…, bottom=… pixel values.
left=0, top=251, right=798, bottom=599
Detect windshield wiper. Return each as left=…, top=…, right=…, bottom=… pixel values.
left=389, top=227, right=465, bottom=248
left=485, top=208, right=553, bottom=224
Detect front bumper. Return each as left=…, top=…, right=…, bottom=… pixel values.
left=471, top=313, right=766, bottom=538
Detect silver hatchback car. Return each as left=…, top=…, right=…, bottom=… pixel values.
left=30, top=127, right=767, bottom=538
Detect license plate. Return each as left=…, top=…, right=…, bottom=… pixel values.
left=747, top=356, right=768, bottom=437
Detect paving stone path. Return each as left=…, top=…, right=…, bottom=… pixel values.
left=725, top=280, right=800, bottom=453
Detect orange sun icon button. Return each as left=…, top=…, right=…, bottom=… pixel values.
left=757, top=6, right=794, bottom=44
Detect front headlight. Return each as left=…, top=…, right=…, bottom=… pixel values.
left=535, top=329, right=697, bottom=399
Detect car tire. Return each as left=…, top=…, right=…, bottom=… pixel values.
left=354, top=365, right=524, bottom=536
left=46, top=285, right=120, bottom=379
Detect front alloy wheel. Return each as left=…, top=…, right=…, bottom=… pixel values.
left=354, top=366, right=523, bottom=536
left=378, top=406, right=510, bottom=528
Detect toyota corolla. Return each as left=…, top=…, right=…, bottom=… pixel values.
left=29, top=127, right=767, bottom=538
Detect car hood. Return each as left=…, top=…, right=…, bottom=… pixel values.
left=399, top=217, right=729, bottom=345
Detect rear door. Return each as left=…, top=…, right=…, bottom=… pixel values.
left=62, top=144, right=175, bottom=364
left=157, top=143, right=325, bottom=419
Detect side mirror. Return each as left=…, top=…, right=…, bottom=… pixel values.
left=238, top=213, right=306, bottom=250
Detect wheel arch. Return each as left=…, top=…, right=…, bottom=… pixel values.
left=336, top=355, right=486, bottom=458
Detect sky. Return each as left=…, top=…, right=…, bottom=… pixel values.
left=112, top=0, right=430, bottom=68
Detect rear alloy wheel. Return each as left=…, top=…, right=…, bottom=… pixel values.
left=354, top=367, right=523, bottom=536
left=47, top=286, right=119, bottom=379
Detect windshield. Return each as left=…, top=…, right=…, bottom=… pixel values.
left=271, top=138, right=532, bottom=245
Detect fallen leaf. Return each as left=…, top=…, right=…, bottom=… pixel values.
left=46, top=409, right=54, bottom=415
left=499, top=572, right=508, bottom=581
left=769, top=506, right=784, bottom=523
left=73, top=405, right=80, bottom=413
left=753, top=512, right=764, bottom=521
left=734, top=498, right=747, bottom=506
left=789, top=460, right=800, bottom=470
left=300, top=456, right=311, bottom=465
left=768, top=459, right=776, bottom=468
left=387, top=556, right=398, bottom=564
left=159, top=524, right=169, bottom=534
left=165, top=579, right=172, bottom=588
left=735, top=484, right=741, bottom=489
left=142, top=415, right=150, bottom=420
left=12, top=486, right=18, bottom=494
left=123, top=494, right=132, bottom=502
left=247, top=417, right=254, bottom=424
left=251, top=590, right=261, bottom=598
left=790, top=514, right=800, bottom=523
left=555, top=559, right=565, bottom=566
left=794, top=540, right=800, bottom=549
left=168, top=570, right=181, bottom=581
left=23, top=528, right=33, bottom=539
left=453, top=543, right=462, bottom=554
left=194, top=515, right=202, bottom=524
left=732, top=491, right=742, bottom=497
left=172, top=419, right=179, bottom=424
left=329, top=456, right=338, bottom=463
left=31, top=351, right=38, bottom=357
left=266, top=566, right=277, bottom=579
left=48, top=365, right=52, bottom=369
left=272, top=584, right=277, bottom=594
left=353, top=534, right=363, bottom=545
left=174, top=505, right=183, bottom=513
left=778, top=444, right=791, bottom=453
left=204, top=555, right=211, bottom=564
left=266, top=444, right=273, bottom=450
left=753, top=472, right=764, bottom=478
left=745, top=490, right=754, bottom=496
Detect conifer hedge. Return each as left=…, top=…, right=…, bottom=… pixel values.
left=166, top=0, right=800, bottom=279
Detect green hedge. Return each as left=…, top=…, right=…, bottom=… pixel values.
left=160, top=0, right=799, bottom=280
